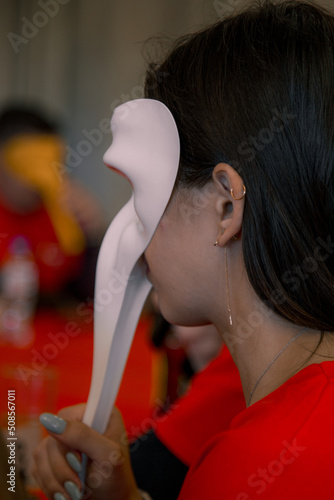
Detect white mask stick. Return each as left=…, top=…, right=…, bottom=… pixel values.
left=82, top=98, right=180, bottom=437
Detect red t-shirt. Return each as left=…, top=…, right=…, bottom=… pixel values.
left=179, top=361, right=334, bottom=499
left=155, top=346, right=246, bottom=466
left=0, top=200, right=83, bottom=293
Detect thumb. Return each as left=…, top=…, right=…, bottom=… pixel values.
left=103, top=407, right=129, bottom=453
left=39, top=413, right=125, bottom=466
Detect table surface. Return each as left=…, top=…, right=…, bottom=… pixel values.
left=0, top=307, right=166, bottom=499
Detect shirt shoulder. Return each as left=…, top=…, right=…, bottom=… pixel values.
left=179, top=361, right=334, bottom=500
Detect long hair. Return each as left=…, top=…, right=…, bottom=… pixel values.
left=145, top=1, right=334, bottom=331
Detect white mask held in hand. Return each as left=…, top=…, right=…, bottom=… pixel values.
left=83, top=98, right=180, bottom=433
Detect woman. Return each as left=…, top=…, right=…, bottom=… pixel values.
left=33, top=1, right=334, bottom=498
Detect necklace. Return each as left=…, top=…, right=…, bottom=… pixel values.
left=247, top=327, right=307, bottom=407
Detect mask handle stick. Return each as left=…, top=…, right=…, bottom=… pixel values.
left=78, top=99, right=180, bottom=489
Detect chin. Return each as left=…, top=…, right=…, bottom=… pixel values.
left=159, top=302, right=204, bottom=327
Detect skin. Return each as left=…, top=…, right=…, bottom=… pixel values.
left=33, top=162, right=334, bottom=500
left=0, top=143, right=106, bottom=239
left=33, top=404, right=140, bottom=500
left=146, top=163, right=333, bottom=402
left=0, top=155, right=42, bottom=213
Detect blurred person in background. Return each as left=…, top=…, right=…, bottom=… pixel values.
left=0, top=105, right=106, bottom=346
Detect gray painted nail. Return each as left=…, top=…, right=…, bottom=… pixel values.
left=39, top=413, right=67, bottom=434
left=66, top=452, right=82, bottom=473
left=54, top=493, right=67, bottom=500
left=64, top=480, right=82, bottom=500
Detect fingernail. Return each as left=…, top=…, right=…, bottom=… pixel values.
left=39, top=413, right=67, bottom=434
left=64, top=481, right=82, bottom=500
left=54, top=493, right=67, bottom=500
left=66, top=452, right=82, bottom=473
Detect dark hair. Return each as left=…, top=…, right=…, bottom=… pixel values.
left=0, top=105, right=58, bottom=145
left=145, top=0, right=334, bottom=331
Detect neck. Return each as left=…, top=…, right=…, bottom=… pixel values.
left=210, top=241, right=333, bottom=407
left=215, top=297, right=331, bottom=407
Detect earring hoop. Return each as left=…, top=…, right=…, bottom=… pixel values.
left=230, top=184, right=246, bottom=200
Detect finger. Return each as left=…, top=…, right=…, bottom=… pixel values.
left=66, top=452, right=83, bottom=474
left=39, top=413, right=124, bottom=466
left=33, top=405, right=85, bottom=496
left=33, top=453, right=68, bottom=500
left=58, top=403, right=86, bottom=422
left=49, top=437, right=82, bottom=486
left=104, top=406, right=129, bottom=454
left=33, top=436, right=78, bottom=499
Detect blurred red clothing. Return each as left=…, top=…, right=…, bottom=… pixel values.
left=0, top=199, right=83, bottom=293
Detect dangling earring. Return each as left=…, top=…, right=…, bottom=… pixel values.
left=225, top=246, right=233, bottom=326
left=213, top=229, right=225, bottom=247
left=214, top=230, right=233, bottom=325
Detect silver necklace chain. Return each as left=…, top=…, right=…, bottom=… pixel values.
left=247, top=327, right=307, bottom=407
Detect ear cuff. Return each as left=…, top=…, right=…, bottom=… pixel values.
left=230, top=184, right=246, bottom=200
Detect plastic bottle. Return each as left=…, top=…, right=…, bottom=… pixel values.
left=0, top=236, right=39, bottom=347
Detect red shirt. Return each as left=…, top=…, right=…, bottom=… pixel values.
left=155, top=346, right=245, bottom=466
left=179, top=361, right=334, bottom=499
left=0, top=200, right=83, bottom=293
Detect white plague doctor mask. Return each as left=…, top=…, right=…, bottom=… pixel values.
left=82, top=98, right=180, bottom=435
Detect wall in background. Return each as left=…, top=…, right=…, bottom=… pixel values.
left=1, top=0, right=333, bottom=220
left=0, top=0, right=220, bottom=219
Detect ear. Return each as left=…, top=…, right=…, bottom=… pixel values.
left=212, top=163, right=246, bottom=247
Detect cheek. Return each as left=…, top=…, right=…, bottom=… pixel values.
left=144, top=224, right=165, bottom=279
left=145, top=212, right=174, bottom=259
